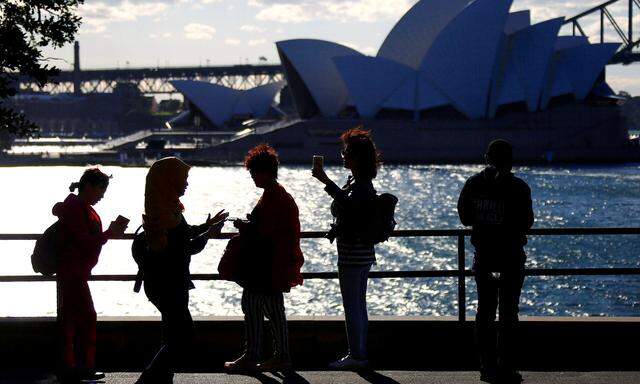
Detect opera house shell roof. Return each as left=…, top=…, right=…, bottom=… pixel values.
left=276, top=0, right=620, bottom=120
left=170, top=80, right=285, bottom=127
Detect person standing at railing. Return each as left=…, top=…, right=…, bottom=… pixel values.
left=223, top=144, right=304, bottom=372
left=136, top=157, right=228, bottom=384
left=312, top=128, right=380, bottom=370
left=457, top=139, right=534, bottom=384
left=53, top=168, right=128, bottom=383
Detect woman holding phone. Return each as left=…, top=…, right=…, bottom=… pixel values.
left=224, top=144, right=304, bottom=372
left=53, top=168, right=128, bottom=383
left=136, top=157, right=227, bottom=384
left=312, top=128, right=380, bottom=370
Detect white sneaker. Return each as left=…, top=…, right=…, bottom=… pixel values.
left=328, top=355, right=369, bottom=371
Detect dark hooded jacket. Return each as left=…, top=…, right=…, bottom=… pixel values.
left=457, top=166, right=534, bottom=270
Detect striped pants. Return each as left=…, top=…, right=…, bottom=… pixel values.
left=241, top=290, right=290, bottom=360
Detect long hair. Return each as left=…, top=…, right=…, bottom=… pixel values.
left=341, top=127, right=380, bottom=180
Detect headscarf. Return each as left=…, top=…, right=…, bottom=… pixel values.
left=143, top=157, right=191, bottom=252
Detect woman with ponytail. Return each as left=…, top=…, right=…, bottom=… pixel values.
left=136, top=157, right=228, bottom=384
left=52, top=168, right=128, bottom=383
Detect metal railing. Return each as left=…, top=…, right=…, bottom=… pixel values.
left=1, top=227, right=640, bottom=322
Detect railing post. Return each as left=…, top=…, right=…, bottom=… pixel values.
left=457, top=234, right=466, bottom=322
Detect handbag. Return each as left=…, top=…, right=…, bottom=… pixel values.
left=218, top=232, right=274, bottom=291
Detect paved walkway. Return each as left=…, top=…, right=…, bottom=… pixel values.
left=4, top=371, right=640, bottom=384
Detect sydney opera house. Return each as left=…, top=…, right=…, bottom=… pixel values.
left=178, top=0, right=639, bottom=163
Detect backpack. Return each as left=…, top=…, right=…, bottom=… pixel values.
left=131, top=225, right=147, bottom=293
left=31, top=221, right=61, bottom=276
left=371, top=193, right=398, bottom=244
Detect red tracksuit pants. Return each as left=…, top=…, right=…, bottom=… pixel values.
left=58, top=277, right=97, bottom=370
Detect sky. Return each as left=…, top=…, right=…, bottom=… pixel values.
left=43, top=0, right=640, bottom=95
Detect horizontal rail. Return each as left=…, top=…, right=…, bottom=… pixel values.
left=2, top=268, right=639, bottom=283
left=2, top=227, right=640, bottom=241
left=1, top=227, right=637, bottom=320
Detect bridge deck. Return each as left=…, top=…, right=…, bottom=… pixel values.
left=7, top=371, right=640, bottom=384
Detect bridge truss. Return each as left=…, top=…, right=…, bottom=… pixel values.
left=564, top=0, right=640, bottom=64
left=18, top=65, right=285, bottom=95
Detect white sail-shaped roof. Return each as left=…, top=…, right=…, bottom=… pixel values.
left=555, top=36, right=589, bottom=50
left=377, top=0, right=470, bottom=70
left=382, top=75, right=417, bottom=110
left=272, top=2, right=618, bottom=121
left=497, top=18, right=564, bottom=111
left=171, top=80, right=284, bottom=127
left=276, top=39, right=362, bottom=117
left=420, top=0, right=514, bottom=119
left=417, top=74, right=450, bottom=110
left=171, top=81, right=240, bottom=127
left=504, top=10, right=531, bottom=34
left=539, top=60, right=574, bottom=109
left=245, top=81, right=286, bottom=117
left=333, top=56, right=414, bottom=117
left=556, top=43, right=620, bottom=99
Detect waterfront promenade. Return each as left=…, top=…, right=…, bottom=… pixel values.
left=4, top=371, right=640, bottom=384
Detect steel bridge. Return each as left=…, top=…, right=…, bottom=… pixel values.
left=564, top=0, right=640, bottom=64
left=18, top=64, right=285, bottom=95
left=16, top=0, right=640, bottom=95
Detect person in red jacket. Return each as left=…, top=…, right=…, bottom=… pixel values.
left=52, top=168, right=127, bottom=383
left=224, top=144, right=304, bottom=373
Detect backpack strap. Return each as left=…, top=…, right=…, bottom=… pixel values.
left=133, top=225, right=144, bottom=293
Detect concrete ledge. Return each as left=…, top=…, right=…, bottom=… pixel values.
left=0, top=317, right=638, bottom=371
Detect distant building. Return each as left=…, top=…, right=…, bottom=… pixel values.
left=276, top=0, right=620, bottom=120
left=10, top=83, right=160, bottom=137
left=169, top=80, right=286, bottom=130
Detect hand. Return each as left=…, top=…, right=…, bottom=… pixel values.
left=208, top=221, right=225, bottom=237
left=108, top=220, right=126, bottom=238
left=233, top=219, right=249, bottom=232
left=206, top=209, right=229, bottom=226
left=312, top=166, right=331, bottom=185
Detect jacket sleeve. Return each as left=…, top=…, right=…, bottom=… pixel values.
left=62, top=202, right=111, bottom=251
left=324, top=180, right=349, bottom=207
left=518, top=184, right=534, bottom=231
left=325, top=180, right=372, bottom=215
left=457, top=181, right=474, bottom=226
left=186, top=223, right=210, bottom=256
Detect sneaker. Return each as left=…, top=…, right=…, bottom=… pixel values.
left=328, top=355, right=369, bottom=371
left=77, top=370, right=105, bottom=382
left=224, top=354, right=258, bottom=373
left=256, top=356, right=293, bottom=372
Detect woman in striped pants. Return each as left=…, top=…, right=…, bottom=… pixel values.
left=312, top=127, right=381, bottom=370
left=224, top=144, right=304, bottom=373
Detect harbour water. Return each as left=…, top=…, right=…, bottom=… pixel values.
left=0, top=164, right=639, bottom=317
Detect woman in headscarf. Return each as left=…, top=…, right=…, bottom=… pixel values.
left=136, top=157, right=228, bottom=384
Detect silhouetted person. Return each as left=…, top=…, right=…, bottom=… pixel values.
left=457, top=140, right=534, bottom=384
left=53, top=168, right=127, bottom=383
left=224, top=144, right=304, bottom=372
left=136, top=157, right=227, bottom=384
left=312, top=128, right=380, bottom=370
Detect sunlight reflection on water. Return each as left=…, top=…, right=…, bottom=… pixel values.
left=0, top=164, right=639, bottom=317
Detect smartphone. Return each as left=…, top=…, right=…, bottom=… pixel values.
left=115, top=215, right=130, bottom=227
left=313, top=155, right=324, bottom=170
